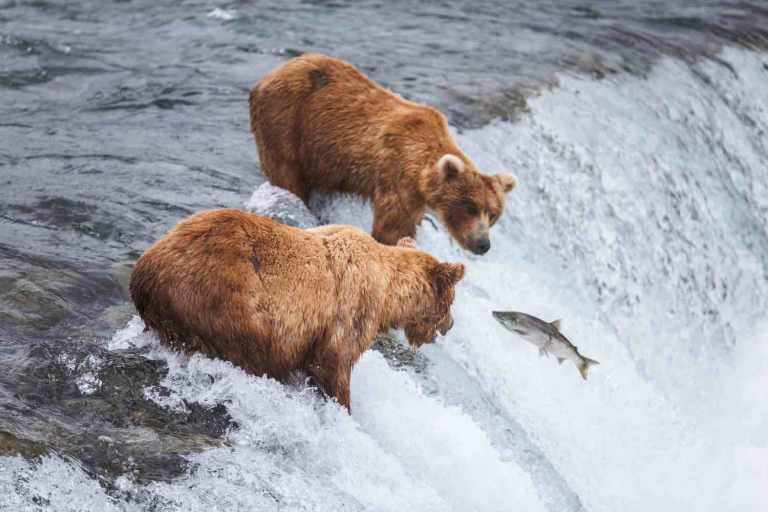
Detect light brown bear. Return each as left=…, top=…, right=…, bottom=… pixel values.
left=249, top=53, right=517, bottom=255
left=129, top=209, right=464, bottom=411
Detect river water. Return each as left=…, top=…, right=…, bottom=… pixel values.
left=1, top=1, right=767, bottom=511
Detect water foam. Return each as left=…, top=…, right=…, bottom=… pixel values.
left=310, top=46, right=768, bottom=511
left=2, top=47, right=767, bottom=511
left=99, top=317, right=544, bottom=512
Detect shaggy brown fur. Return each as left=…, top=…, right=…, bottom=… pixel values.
left=129, top=209, right=464, bottom=411
left=249, top=53, right=517, bottom=255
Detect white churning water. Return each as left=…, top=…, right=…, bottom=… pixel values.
left=2, top=47, right=766, bottom=512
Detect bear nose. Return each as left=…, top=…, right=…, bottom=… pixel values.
left=438, top=315, right=454, bottom=335
left=471, top=238, right=490, bottom=255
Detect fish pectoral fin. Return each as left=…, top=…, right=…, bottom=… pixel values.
left=550, top=319, right=562, bottom=330
left=557, top=357, right=565, bottom=365
left=538, top=347, right=548, bottom=357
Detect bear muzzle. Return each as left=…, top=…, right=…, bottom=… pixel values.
left=467, top=236, right=491, bottom=255
left=437, top=313, right=454, bottom=336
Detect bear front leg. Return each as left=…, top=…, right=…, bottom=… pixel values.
left=259, top=155, right=311, bottom=205
left=306, top=349, right=353, bottom=411
left=371, top=193, right=418, bottom=246
left=274, top=166, right=310, bottom=204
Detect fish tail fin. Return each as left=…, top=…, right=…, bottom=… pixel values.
left=579, top=357, right=600, bottom=380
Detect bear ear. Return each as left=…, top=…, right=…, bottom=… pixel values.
left=436, top=154, right=465, bottom=181
left=496, top=173, right=518, bottom=193
left=438, top=262, right=465, bottom=286
left=396, top=236, right=417, bottom=248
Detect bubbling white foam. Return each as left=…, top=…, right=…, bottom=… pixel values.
left=3, top=47, right=767, bottom=511
left=99, top=317, right=545, bottom=512
left=313, top=47, right=768, bottom=511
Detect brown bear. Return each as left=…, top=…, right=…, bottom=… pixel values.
left=129, top=209, right=464, bottom=410
left=249, top=53, right=517, bottom=255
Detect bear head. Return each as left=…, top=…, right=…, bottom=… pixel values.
left=420, top=154, right=517, bottom=255
left=396, top=240, right=465, bottom=347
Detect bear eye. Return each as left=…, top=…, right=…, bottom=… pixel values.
left=464, top=202, right=479, bottom=216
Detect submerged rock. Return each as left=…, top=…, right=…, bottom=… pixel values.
left=0, top=431, right=47, bottom=458
left=3, top=340, right=236, bottom=485
left=371, top=332, right=428, bottom=374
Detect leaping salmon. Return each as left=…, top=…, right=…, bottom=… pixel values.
left=492, top=311, right=599, bottom=380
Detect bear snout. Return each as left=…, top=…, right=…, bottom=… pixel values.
left=468, top=236, right=491, bottom=255
left=438, top=313, right=454, bottom=335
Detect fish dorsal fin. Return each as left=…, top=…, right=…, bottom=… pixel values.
left=551, top=319, right=562, bottom=330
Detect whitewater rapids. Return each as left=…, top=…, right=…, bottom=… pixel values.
left=2, top=47, right=766, bottom=512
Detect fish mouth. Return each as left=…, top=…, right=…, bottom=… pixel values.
left=492, top=311, right=526, bottom=335
left=492, top=311, right=516, bottom=324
